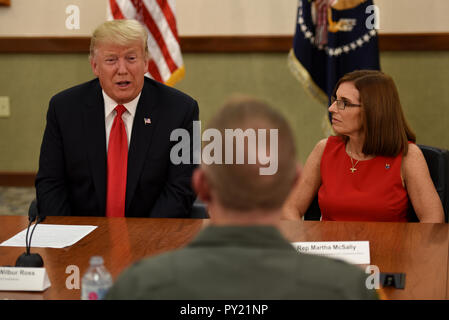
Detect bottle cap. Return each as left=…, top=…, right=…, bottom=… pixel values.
left=89, top=256, right=104, bottom=266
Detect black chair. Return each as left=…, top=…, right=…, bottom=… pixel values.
left=190, top=197, right=209, bottom=219
left=408, top=144, right=449, bottom=222
left=304, top=144, right=449, bottom=222
left=303, top=196, right=321, bottom=221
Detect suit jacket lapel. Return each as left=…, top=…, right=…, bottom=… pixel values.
left=82, top=80, right=107, bottom=215
left=126, top=80, right=160, bottom=214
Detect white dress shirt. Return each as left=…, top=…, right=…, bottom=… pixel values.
left=103, top=90, right=141, bottom=151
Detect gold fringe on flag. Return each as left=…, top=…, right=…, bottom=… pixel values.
left=288, top=49, right=334, bottom=137
left=165, top=65, right=186, bottom=87
left=287, top=49, right=328, bottom=105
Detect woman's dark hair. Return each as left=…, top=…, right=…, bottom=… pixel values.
left=332, top=70, right=416, bottom=156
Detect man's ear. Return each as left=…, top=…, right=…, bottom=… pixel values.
left=143, top=55, right=149, bottom=73
left=90, top=56, right=99, bottom=77
left=192, top=168, right=212, bottom=204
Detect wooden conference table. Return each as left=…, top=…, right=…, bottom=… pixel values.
left=0, top=216, right=448, bottom=300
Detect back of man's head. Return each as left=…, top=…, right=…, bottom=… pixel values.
left=200, top=95, right=297, bottom=213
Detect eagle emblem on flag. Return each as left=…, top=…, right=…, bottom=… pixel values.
left=289, top=0, right=380, bottom=106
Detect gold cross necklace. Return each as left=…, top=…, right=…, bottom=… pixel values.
left=349, top=157, right=360, bottom=173
left=347, top=148, right=360, bottom=173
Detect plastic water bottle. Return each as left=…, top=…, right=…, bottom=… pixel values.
left=81, top=256, right=113, bottom=300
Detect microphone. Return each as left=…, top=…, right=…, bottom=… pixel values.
left=15, top=199, right=45, bottom=268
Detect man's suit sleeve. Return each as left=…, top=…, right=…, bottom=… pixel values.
left=149, top=99, right=199, bottom=218
left=35, top=97, right=72, bottom=216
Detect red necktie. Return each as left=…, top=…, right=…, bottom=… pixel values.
left=106, top=105, right=128, bottom=217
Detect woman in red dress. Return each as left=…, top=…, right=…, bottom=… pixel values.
left=283, top=70, right=444, bottom=222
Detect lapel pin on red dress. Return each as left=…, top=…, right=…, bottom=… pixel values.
left=385, top=163, right=391, bottom=169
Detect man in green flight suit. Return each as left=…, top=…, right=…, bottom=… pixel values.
left=106, top=96, right=378, bottom=300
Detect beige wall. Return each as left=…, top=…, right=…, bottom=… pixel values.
left=0, top=0, right=449, bottom=36
left=0, top=1, right=449, bottom=172
left=0, top=51, right=448, bottom=172
left=0, top=0, right=106, bottom=36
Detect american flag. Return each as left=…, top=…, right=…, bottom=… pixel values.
left=107, top=0, right=184, bottom=86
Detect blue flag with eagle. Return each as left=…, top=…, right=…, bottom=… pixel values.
left=288, top=0, right=380, bottom=106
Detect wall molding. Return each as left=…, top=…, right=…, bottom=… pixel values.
left=378, top=33, right=449, bottom=51
left=0, top=33, right=448, bottom=53
left=0, top=172, right=36, bottom=187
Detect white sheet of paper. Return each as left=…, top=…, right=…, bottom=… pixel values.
left=0, top=224, right=97, bottom=248
left=291, top=241, right=370, bottom=264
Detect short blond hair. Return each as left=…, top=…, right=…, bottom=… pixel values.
left=89, top=19, right=149, bottom=59
left=203, top=96, right=297, bottom=211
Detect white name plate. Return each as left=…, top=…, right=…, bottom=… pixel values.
left=291, top=241, right=370, bottom=265
left=0, top=267, right=51, bottom=291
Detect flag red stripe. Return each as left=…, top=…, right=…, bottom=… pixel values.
left=147, top=59, right=163, bottom=82
left=155, top=0, right=179, bottom=43
left=130, top=0, right=178, bottom=73
left=109, top=0, right=125, bottom=19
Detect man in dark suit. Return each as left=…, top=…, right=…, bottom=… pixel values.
left=36, top=19, right=198, bottom=218
left=106, top=97, right=378, bottom=300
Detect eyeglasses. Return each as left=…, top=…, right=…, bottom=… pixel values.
left=330, top=97, right=361, bottom=110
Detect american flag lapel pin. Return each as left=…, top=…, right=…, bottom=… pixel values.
left=144, top=117, right=151, bottom=125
